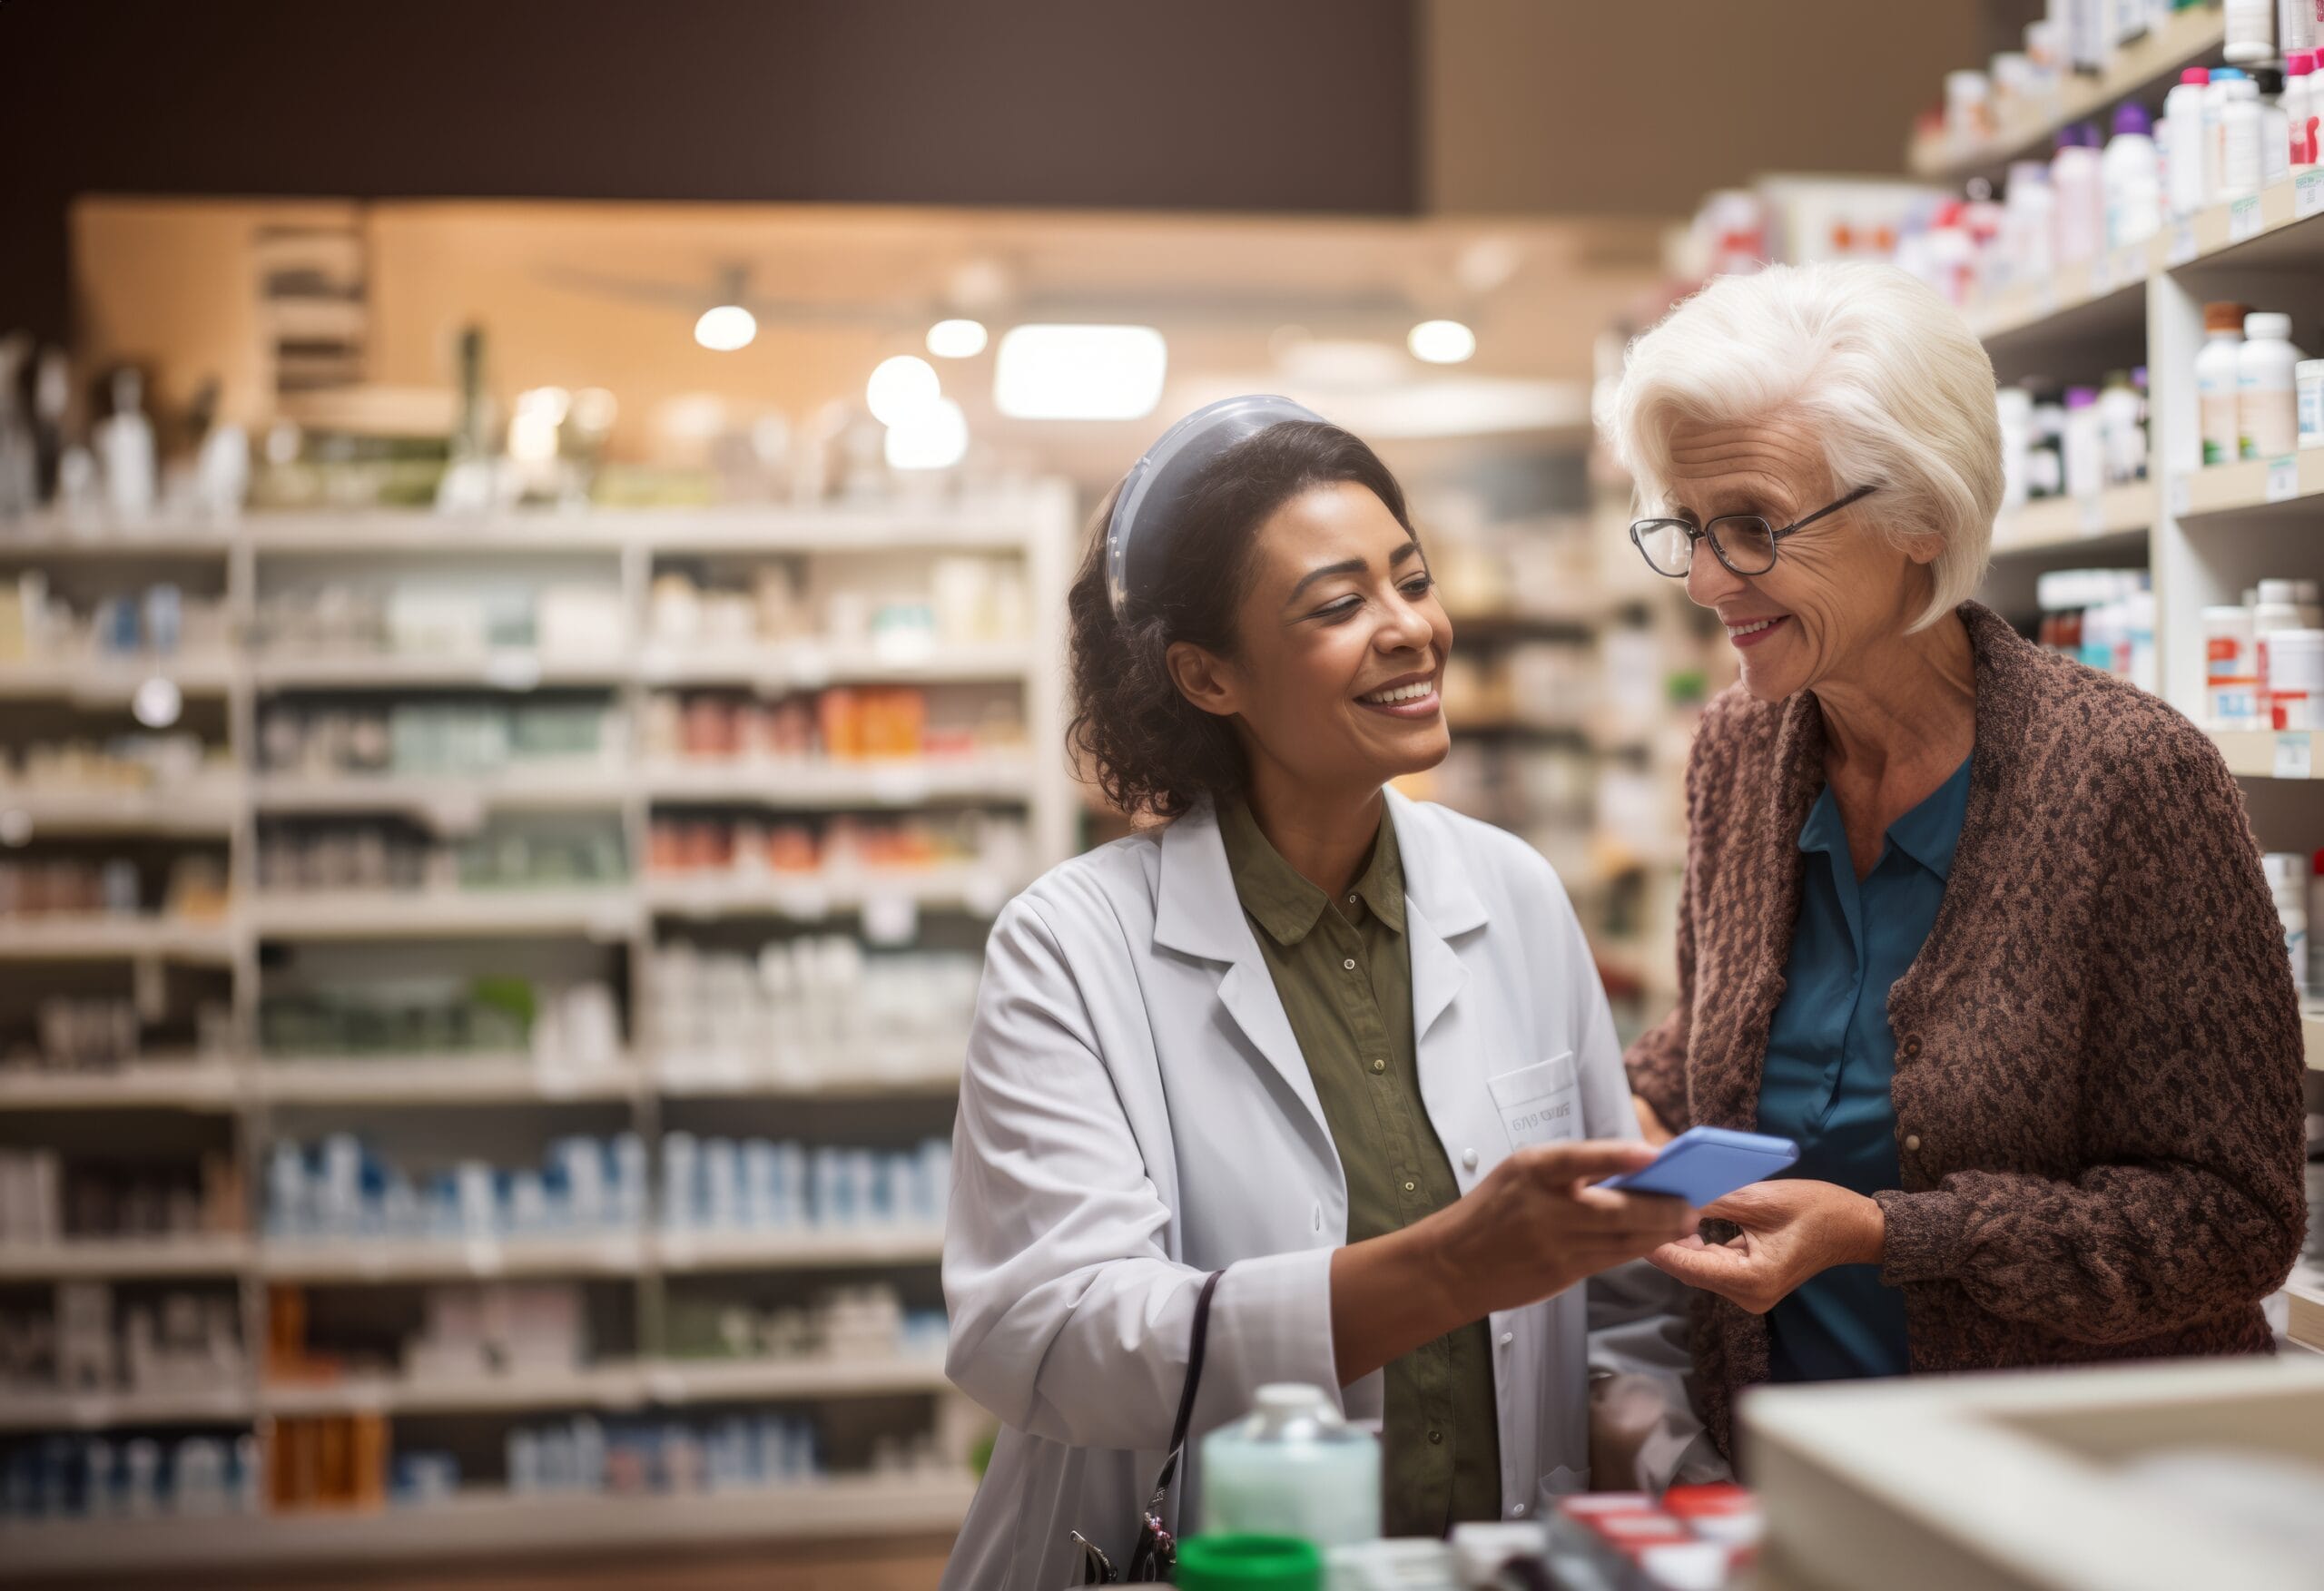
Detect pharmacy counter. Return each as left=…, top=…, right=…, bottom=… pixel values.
left=1741, top=1356, right=2324, bottom=1591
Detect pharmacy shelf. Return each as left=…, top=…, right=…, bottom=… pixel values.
left=256, top=1056, right=638, bottom=1105
left=0, top=520, right=238, bottom=558
left=251, top=650, right=629, bottom=692
left=0, top=654, right=238, bottom=702
left=641, top=756, right=1034, bottom=807
left=251, top=767, right=631, bottom=817
left=638, top=639, right=1033, bottom=687
left=249, top=889, right=638, bottom=941
left=2211, top=730, right=2324, bottom=779
left=643, top=865, right=1008, bottom=921
left=2171, top=172, right=2324, bottom=270
left=652, top=1225, right=946, bottom=1274
left=0, top=1384, right=255, bottom=1433
left=2176, top=450, right=2324, bottom=524
left=0, top=1062, right=240, bottom=1111
left=262, top=1362, right=650, bottom=1419
left=0, top=915, right=238, bottom=965
left=1991, top=482, right=2154, bottom=557
left=242, top=502, right=1046, bottom=555
left=0, top=782, right=242, bottom=837
left=0, top=1472, right=979, bottom=1577
left=259, top=1233, right=647, bottom=1283
left=1966, top=249, right=2150, bottom=348
left=0, top=1235, right=254, bottom=1281
left=654, top=1051, right=961, bottom=1098
left=1906, top=6, right=2223, bottom=181
left=640, top=1353, right=950, bottom=1405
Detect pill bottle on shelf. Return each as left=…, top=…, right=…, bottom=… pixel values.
left=2198, top=303, right=2252, bottom=466
left=2240, top=313, right=2307, bottom=461
left=2205, top=604, right=2263, bottom=730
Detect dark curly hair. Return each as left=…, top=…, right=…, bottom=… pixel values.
left=1066, top=419, right=1418, bottom=820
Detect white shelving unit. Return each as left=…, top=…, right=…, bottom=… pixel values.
left=0, top=492, right=1078, bottom=1563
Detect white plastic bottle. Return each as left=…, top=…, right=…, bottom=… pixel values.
left=2221, top=74, right=2266, bottom=201
left=2240, top=312, right=2308, bottom=459
left=2004, top=161, right=2057, bottom=288
left=2257, top=66, right=2293, bottom=188
left=2208, top=68, right=2249, bottom=201
left=2255, top=577, right=2308, bottom=721
left=2289, top=51, right=2320, bottom=169
left=1998, top=387, right=2035, bottom=508
left=1201, top=1383, right=1382, bottom=1547
left=2227, top=0, right=2276, bottom=64
left=2099, top=369, right=2147, bottom=484
left=2064, top=387, right=2106, bottom=499
left=2103, top=103, right=2163, bottom=248
left=94, top=368, right=155, bottom=521
left=2165, top=67, right=2212, bottom=215
left=2282, top=0, right=2317, bottom=60
left=2198, top=302, right=2252, bottom=466
left=2052, top=123, right=2106, bottom=266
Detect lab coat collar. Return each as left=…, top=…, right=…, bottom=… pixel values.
left=1153, top=791, right=1492, bottom=1127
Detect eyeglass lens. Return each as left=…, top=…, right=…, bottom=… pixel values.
left=1636, top=516, right=1777, bottom=576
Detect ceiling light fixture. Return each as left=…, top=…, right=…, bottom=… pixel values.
left=926, top=319, right=990, bottom=359
left=885, top=398, right=970, bottom=470
left=994, top=325, right=1167, bottom=421
left=694, top=304, right=757, bottom=352
left=866, top=355, right=942, bottom=426
left=1408, top=319, right=1477, bottom=365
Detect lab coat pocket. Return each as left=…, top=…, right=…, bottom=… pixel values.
left=1487, top=1052, right=1581, bottom=1151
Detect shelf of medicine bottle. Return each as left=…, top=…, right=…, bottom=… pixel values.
left=2288, top=1275, right=2324, bottom=1351
left=255, top=1353, right=950, bottom=1420
left=652, top=1225, right=946, bottom=1274
left=2302, top=1015, right=2324, bottom=1070
left=255, top=1056, right=639, bottom=1106
left=639, top=755, right=1034, bottom=808
left=643, top=865, right=1007, bottom=921
left=250, top=650, right=631, bottom=692
left=1905, top=5, right=2224, bottom=182
left=0, top=781, right=243, bottom=837
left=0, top=1384, right=257, bottom=1433
left=2209, top=730, right=2324, bottom=779
left=2166, top=174, right=2324, bottom=270
left=637, top=640, right=1034, bottom=688
left=2174, top=451, right=2324, bottom=523
left=1989, top=483, right=2152, bottom=555
left=251, top=768, right=632, bottom=820
left=0, top=1060, right=241, bottom=1111
left=0, top=1234, right=254, bottom=1281
left=1966, top=248, right=2151, bottom=347
left=653, top=1051, right=961, bottom=1098
left=259, top=1233, right=648, bottom=1284
left=248, top=889, right=638, bottom=941
left=0, top=519, right=239, bottom=558
left=0, top=1472, right=980, bottom=1577
left=0, top=915, right=239, bottom=965
left=0, top=653, right=239, bottom=701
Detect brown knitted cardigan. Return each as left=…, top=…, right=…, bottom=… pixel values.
left=1626, top=602, right=2309, bottom=1457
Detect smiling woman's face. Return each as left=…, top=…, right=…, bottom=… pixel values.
left=1167, top=480, right=1453, bottom=794
left=1665, top=414, right=1934, bottom=702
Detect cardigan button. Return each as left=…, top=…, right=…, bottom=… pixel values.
left=1905, top=1134, right=1923, bottom=1153
left=1900, top=1037, right=1922, bottom=1059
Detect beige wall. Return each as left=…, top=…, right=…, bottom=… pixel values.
left=1423, top=0, right=1985, bottom=216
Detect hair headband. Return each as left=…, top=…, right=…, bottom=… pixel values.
left=1105, top=394, right=1327, bottom=617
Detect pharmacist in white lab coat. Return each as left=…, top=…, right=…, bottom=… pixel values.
left=942, top=399, right=1720, bottom=1590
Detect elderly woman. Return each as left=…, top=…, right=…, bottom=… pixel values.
left=1600, top=260, right=2309, bottom=1455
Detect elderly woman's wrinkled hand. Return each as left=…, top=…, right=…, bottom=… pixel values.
left=1647, top=1179, right=1886, bottom=1315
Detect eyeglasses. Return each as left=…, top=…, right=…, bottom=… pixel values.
left=1630, top=485, right=1877, bottom=578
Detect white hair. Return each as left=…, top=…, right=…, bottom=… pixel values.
left=1597, top=261, right=2002, bottom=632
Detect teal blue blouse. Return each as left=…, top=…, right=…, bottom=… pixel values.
left=1756, top=752, right=1973, bottom=1382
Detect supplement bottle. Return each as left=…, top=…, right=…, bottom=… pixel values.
left=2221, top=73, right=2266, bottom=201
left=2052, top=123, right=2107, bottom=266
left=2226, top=0, right=2275, bottom=64
left=2282, top=0, right=2317, bottom=59
left=2063, top=388, right=2106, bottom=500
left=2164, top=67, right=2211, bottom=214
left=1201, top=1383, right=1382, bottom=1548
left=2255, top=66, right=2293, bottom=187
left=2240, top=312, right=2307, bottom=460
left=2103, top=103, right=2163, bottom=248
left=2297, top=356, right=2324, bottom=448
left=2099, top=369, right=2147, bottom=485
left=2254, top=578, right=2309, bottom=720
left=2205, top=604, right=2263, bottom=730
left=2198, top=302, right=2252, bottom=466
left=2290, top=52, right=2321, bottom=168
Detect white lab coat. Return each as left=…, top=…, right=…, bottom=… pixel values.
left=941, top=791, right=1709, bottom=1590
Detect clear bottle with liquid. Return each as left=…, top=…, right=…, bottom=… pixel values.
left=1201, top=1383, right=1382, bottom=1549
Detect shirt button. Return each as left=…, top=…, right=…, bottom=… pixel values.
left=1498, top=1331, right=1513, bottom=1347
left=1343, top=958, right=1356, bottom=971
left=1371, top=1059, right=1386, bottom=1075
left=1346, top=893, right=1358, bottom=905
left=1462, top=1148, right=1479, bottom=1170
left=1403, top=1180, right=1417, bottom=1193
left=1511, top=1503, right=1527, bottom=1517
left=1905, top=1134, right=1923, bottom=1152
left=1427, top=1429, right=1443, bottom=1445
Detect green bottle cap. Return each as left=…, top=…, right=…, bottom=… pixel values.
left=1173, top=1534, right=1324, bottom=1590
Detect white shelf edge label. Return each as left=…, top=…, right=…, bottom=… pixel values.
left=2168, top=474, right=2191, bottom=517
left=2167, top=221, right=2200, bottom=266
left=2277, top=733, right=2314, bottom=780
left=2230, top=196, right=2264, bottom=242
left=2298, top=169, right=2324, bottom=220
left=2268, top=456, right=2301, bottom=503
left=2077, top=494, right=2106, bottom=536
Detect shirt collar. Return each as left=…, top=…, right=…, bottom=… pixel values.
left=1218, top=799, right=1406, bottom=946
left=1797, top=753, right=1974, bottom=881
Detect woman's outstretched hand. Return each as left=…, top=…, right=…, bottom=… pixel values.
left=1331, top=1140, right=1699, bottom=1387
left=1647, top=1179, right=1886, bottom=1314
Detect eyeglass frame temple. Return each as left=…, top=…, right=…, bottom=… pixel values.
left=1629, top=483, right=1878, bottom=576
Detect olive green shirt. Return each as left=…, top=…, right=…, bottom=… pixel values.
left=1217, top=800, right=1502, bottom=1537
